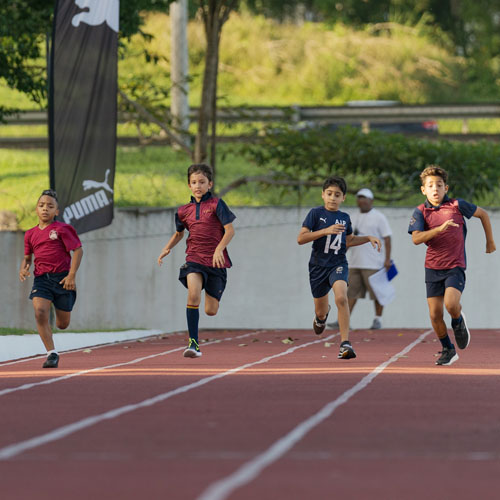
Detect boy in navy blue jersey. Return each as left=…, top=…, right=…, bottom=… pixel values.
left=408, top=165, right=496, bottom=366
left=298, top=177, right=381, bottom=359
left=158, top=164, right=236, bottom=358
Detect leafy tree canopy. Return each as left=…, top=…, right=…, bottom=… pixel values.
left=0, top=0, right=174, bottom=117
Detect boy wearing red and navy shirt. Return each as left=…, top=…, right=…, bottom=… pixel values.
left=158, top=164, right=236, bottom=358
left=408, top=165, right=496, bottom=366
left=19, top=189, right=83, bottom=368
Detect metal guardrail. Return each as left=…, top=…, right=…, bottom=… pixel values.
left=4, top=103, right=500, bottom=125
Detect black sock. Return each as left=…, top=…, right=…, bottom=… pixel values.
left=451, top=315, right=463, bottom=328
left=186, top=305, right=199, bottom=342
left=439, top=335, right=454, bottom=350
left=341, top=340, right=351, bottom=347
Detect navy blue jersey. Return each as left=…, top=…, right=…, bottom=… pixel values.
left=302, top=207, right=352, bottom=267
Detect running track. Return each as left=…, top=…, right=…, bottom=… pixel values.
left=1, top=328, right=499, bottom=500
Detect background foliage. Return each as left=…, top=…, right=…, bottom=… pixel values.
left=243, top=126, right=500, bottom=203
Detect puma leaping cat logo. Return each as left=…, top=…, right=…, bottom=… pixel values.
left=71, top=0, right=119, bottom=33
left=82, top=169, right=114, bottom=194
left=320, top=217, right=327, bottom=223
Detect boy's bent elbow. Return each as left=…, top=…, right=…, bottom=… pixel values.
left=411, top=231, right=422, bottom=245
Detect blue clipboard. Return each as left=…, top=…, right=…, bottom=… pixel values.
left=387, top=261, right=398, bottom=281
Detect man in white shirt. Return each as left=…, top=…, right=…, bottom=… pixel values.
left=328, top=188, right=392, bottom=329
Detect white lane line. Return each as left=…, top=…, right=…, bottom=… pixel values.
left=0, top=331, right=265, bottom=397
left=0, top=333, right=337, bottom=460
left=197, top=329, right=433, bottom=500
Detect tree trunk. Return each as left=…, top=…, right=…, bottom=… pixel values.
left=210, top=45, right=219, bottom=191
left=194, top=0, right=239, bottom=188
left=194, top=7, right=221, bottom=165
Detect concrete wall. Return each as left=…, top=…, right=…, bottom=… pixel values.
left=2, top=206, right=499, bottom=331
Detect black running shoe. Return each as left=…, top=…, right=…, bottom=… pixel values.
left=183, top=338, right=202, bottom=358
left=338, top=341, right=356, bottom=359
left=42, top=352, right=59, bottom=368
left=313, top=306, right=330, bottom=335
left=452, top=314, right=470, bottom=350
left=435, top=347, right=458, bottom=366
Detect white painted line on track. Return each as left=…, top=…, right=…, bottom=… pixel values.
left=0, top=331, right=265, bottom=397
left=0, top=333, right=337, bottom=460
left=197, top=329, right=433, bottom=500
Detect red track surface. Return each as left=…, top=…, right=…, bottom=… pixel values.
left=1, top=328, right=499, bottom=500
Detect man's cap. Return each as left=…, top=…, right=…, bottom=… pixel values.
left=356, top=188, right=374, bottom=199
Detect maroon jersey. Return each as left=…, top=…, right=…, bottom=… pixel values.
left=175, top=192, right=236, bottom=268
left=408, top=196, right=476, bottom=270
left=24, top=221, right=82, bottom=276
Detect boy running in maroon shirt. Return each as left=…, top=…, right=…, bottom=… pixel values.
left=157, top=164, right=236, bottom=358
left=19, top=190, right=83, bottom=368
left=408, top=166, right=496, bottom=366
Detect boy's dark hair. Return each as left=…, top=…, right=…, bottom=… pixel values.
left=322, top=176, right=347, bottom=195
left=39, top=189, right=58, bottom=203
left=188, top=163, right=213, bottom=183
left=420, top=165, right=448, bottom=185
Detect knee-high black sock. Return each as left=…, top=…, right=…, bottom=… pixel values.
left=186, top=305, right=199, bottom=342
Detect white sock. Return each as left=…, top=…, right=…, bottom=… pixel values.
left=47, top=349, right=58, bottom=356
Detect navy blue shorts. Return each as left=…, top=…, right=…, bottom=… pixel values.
left=29, top=272, right=77, bottom=312
left=179, top=262, right=227, bottom=301
left=309, top=263, right=349, bottom=299
left=425, top=267, right=466, bottom=298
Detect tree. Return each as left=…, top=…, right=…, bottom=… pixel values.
left=0, top=1, right=52, bottom=118
left=0, top=0, right=173, bottom=119
left=0, top=0, right=240, bottom=190
left=194, top=1, right=239, bottom=176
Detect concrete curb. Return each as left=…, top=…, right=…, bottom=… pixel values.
left=0, top=329, right=164, bottom=363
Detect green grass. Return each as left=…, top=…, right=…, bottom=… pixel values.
left=1, top=144, right=327, bottom=230
left=0, top=328, right=37, bottom=335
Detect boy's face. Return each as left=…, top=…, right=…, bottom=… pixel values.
left=36, top=195, right=59, bottom=224
left=188, top=172, right=213, bottom=202
left=421, top=175, right=448, bottom=206
left=322, top=184, right=346, bottom=211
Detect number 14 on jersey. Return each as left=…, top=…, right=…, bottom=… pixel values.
left=324, top=233, right=342, bottom=254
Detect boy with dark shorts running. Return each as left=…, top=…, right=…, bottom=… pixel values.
left=298, top=177, right=381, bottom=360
left=158, top=164, right=236, bottom=358
left=408, top=165, right=496, bottom=366
left=19, top=189, right=83, bottom=368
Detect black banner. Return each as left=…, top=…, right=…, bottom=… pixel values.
left=49, top=0, right=119, bottom=234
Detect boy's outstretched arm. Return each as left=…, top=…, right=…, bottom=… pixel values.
left=19, top=254, right=32, bottom=282
left=213, top=223, right=235, bottom=268
left=474, top=207, right=496, bottom=253
left=158, top=231, right=184, bottom=266
left=297, top=224, right=345, bottom=245
left=60, top=247, right=83, bottom=290
left=347, top=234, right=381, bottom=251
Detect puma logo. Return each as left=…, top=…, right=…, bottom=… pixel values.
left=82, top=169, right=114, bottom=194
left=71, top=0, right=119, bottom=33
left=320, top=217, right=327, bottom=223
